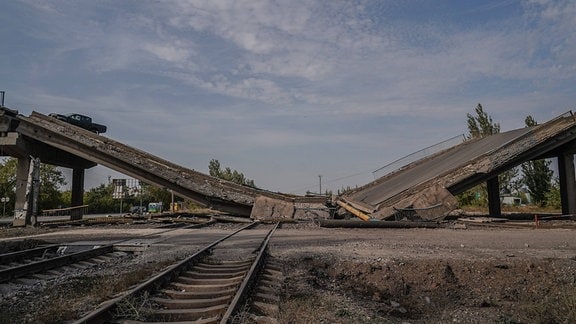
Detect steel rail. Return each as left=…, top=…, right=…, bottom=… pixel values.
left=219, top=222, right=279, bottom=323
left=0, top=245, right=114, bottom=283
left=0, top=220, right=214, bottom=284
left=73, top=221, right=258, bottom=324
left=0, top=244, right=60, bottom=265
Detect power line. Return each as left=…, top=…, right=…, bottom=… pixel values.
left=287, top=169, right=372, bottom=193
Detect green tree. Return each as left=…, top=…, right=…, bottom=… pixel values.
left=459, top=104, right=513, bottom=207
left=525, top=115, right=537, bottom=128
left=499, top=167, right=522, bottom=195
left=545, top=178, right=561, bottom=209
left=83, top=180, right=178, bottom=214
left=38, top=164, right=67, bottom=212
left=521, top=115, right=553, bottom=206
left=146, top=184, right=174, bottom=210
left=466, top=103, right=500, bottom=139
left=84, top=182, right=116, bottom=213
left=0, top=158, right=67, bottom=215
left=0, top=158, right=17, bottom=217
left=522, top=160, right=553, bottom=206
left=208, top=159, right=257, bottom=188
left=209, top=159, right=223, bottom=178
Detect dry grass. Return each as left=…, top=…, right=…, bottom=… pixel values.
left=526, top=292, right=576, bottom=324
left=462, top=205, right=561, bottom=215
left=113, top=291, right=154, bottom=321
left=280, top=290, right=390, bottom=323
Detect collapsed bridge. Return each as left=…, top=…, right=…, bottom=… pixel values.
left=0, top=108, right=326, bottom=226
left=1, top=107, right=576, bottom=226
left=338, top=111, right=576, bottom=221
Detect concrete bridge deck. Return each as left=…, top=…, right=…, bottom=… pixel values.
left=340, top=112, right=576, bottom=220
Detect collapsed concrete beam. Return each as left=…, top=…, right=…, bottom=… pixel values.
left=251, top=196, right=330, bottom=221
left=16, top=112, right=279, bottom=216
left=336, top=200, right=371, bottom=221
left=373, top=184, right=458, bottom=220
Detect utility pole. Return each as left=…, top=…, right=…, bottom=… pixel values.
left=318, top=174, right=322, bottom=195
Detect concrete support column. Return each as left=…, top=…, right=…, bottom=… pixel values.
left=487, top=177, right=502, bottom=217
left=70, top=168, right=85, bottom=220
left=13, top=157, right=30, bottom=227
left=557, top=154, right=576, bottom=215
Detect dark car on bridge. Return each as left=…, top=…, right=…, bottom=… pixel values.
left=49, top=113, right=107, bottom=134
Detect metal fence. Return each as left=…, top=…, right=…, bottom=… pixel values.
left=41, top=205, right=89, bottom=217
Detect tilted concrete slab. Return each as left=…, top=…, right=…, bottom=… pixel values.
left=340, top=112, right=576, bottom=220
left=251, top=195, right=330, bottom=221
left=2, top=110, right=325, bottom=217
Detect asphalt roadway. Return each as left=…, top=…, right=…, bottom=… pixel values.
left=346, top=128, right=531, bottom=207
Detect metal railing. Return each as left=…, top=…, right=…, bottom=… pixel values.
left=372, top=134, right=466, bottom=179
left=41, top=205, right=89, bottom=217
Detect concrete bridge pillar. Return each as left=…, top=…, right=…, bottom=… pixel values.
left=558, top=153, right=576, bottom=215
left=71, top=168, right=85, bottom=220
left=487, top=177, right=502, bottom=217
left=12, top=156, right=40, bottom=227
left=12, top=157, right=30, bottom=227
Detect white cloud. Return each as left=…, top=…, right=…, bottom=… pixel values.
left=142, top=42, right=191, bottom=63
left=3, top=0, right=576, bottom=193
left=20, top=0, right=574, bottom=115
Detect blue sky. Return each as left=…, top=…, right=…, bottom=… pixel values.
left=1, top=0, right=575, bottom=194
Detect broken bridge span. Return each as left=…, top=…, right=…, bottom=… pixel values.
left=1, top=107, right=576, bottom=225
left=338, top=111, right=576, bottom=221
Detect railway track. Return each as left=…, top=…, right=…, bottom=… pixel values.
left=0, top=220, right=216, bottom=284
left=0, top=243, right=118, bottom=283
left=74, top=222, right=281, bottom=324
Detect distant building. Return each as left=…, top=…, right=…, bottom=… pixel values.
left=501, top=196, right=522, bottom=206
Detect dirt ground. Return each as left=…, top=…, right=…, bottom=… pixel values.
left=273, top=222, right=576, bottom=323
left=1, top=220, right=576, bottom=323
